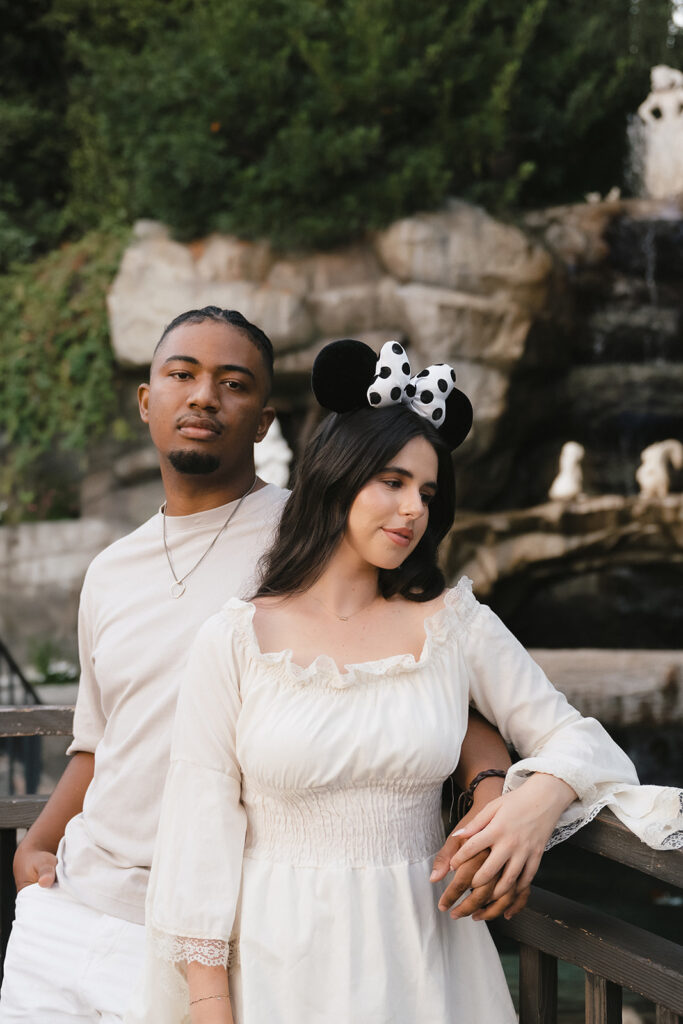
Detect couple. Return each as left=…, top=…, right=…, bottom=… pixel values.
left=3, top=308, right=681, bottom=1023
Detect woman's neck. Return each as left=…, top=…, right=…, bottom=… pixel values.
left=306, top=545, right=380, bottom=619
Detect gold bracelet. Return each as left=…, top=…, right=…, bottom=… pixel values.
left=189, top=993, right=229, bottom=1005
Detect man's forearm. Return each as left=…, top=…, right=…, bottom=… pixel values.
left=454, top=708, right=511, bottom=792
left=19, top=751, right=94, bottom=854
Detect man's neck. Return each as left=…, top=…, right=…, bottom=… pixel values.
left=160, top=466, right=264, bottom=517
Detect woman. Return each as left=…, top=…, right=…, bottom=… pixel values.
left=130, top=340, right=682, bottom=1024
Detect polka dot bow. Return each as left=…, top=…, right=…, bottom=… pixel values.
left=366, top=341, right=456, bottom=426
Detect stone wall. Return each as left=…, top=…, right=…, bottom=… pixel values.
left=2, top=196, right=682, bottom=668
left=0, top=519, right=125, bottom=665
left=107, top=203, right=561, bottom=509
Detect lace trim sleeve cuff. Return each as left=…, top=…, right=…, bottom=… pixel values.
left=150, top=927, right=235, bottom=969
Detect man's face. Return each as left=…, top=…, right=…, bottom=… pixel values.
left=138, top=320, right=274, bottom=480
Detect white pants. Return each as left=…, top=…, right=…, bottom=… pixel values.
left=0, top=883, right=145, bottom=1023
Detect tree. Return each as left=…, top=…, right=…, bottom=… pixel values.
left=1, top=0, right=680, bottom=257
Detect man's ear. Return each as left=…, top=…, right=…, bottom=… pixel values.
left=255, top=405, right=276, bottom=443
left=138, top=382, right=150, bottom=424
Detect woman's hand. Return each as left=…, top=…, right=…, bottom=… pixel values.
left=448, top=773, right=577, bottom=901
left=431, top=775, right=529, bottom=921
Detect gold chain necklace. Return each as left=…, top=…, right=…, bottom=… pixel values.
left=161, top=478, right=257, bottom=599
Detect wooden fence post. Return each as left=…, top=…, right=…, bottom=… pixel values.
left=585, top=973, right=621, bottom=1024
left=519, top=944, right=557, bottom=1024
left=655, top=1007, right=682, bottom=1024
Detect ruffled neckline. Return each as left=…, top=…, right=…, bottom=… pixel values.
left=224, top=577, right=478, bottom=690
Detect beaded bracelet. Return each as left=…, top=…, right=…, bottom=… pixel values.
left=456, top=768, right=507, bottom=821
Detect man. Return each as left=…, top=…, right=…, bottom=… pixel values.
left=1, top=307, right=519, bottom=1022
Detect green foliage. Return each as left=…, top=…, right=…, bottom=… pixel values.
left=0, top=0, right=70, bottom=269
left=504, top=0, right=683, bottom=206
left=2, top=1, right=681, bottom=252
left=0, top=228, right=129, bottom=522
left=27, top=639, right=78, bottom=686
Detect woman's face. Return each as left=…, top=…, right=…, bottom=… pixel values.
left=342, top=436, right=439, bottom=571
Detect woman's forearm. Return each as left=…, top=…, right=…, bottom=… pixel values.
left=187, top=962, right=233, bottom=1024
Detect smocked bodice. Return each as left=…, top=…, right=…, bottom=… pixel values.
left=242, top=779, right=445, bottom=868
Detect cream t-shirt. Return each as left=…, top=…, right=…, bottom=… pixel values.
left=56, top=483, right=288, bottom=924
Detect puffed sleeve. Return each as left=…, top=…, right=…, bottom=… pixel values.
left=454, top=582, right=683, bottom=850
left=126, top=606, right=247, bottom=1024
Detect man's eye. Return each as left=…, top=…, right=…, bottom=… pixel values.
left=223, top=379, right=244, bottom=390
left=170, top=371, right=192, bottom=380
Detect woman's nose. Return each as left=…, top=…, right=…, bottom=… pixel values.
left=400, top=489, right=426, bottom=519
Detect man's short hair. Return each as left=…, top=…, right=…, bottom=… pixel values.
left=154, top=307, right=274, bottom=384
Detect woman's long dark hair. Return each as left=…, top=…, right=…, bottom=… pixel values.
left=254, top=405, right=456, bottom=602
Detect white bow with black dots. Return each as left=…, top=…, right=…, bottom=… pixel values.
left=366, top=341, right=456, bottom=426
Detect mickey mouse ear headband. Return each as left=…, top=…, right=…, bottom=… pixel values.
left=312, top=339, right=473, bottom=451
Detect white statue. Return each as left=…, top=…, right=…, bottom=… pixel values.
left=635, top=65, right=683, bottom=199
left=635, top=439, right=683, bottom=499
left=549, top=442, right=585, bottom=501
left=254, top=416, right=292, bottom=488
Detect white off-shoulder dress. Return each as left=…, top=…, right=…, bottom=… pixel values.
left=127, top=580, right=683, bottom=1024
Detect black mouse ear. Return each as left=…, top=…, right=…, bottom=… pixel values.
left=311, top=339, right=378, bottom=413
left=441, top=387, right=473, bottom=450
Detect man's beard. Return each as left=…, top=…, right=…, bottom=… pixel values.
left=168, top=450, right=221, bottom=475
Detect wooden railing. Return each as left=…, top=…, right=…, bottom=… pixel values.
left=494, top=814, right=683, bottom=1023
left=0, top=704, right=75, bottom=980
left=0, top=705, right=681, bottom=1020
left=0, top=641, right=43, bottom=797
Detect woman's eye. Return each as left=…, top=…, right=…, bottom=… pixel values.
left=421, top=492, right=434, bottom=505
left=383, top=479, right=401, bottom=489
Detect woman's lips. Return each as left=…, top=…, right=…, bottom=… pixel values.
left=382, top=528, right=413, bottom=547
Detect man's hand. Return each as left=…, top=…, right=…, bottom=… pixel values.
left=435, top=846, right=529, bottom=921
left=11, top=750, right=95, bottom=893
left=13, top=844, right=57, bottom=890
left=431, top=799, right=529, bottom=922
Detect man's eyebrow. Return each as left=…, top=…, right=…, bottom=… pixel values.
left=381, top=466, right=438, bottom=489
left=162, top=355, right=256, bottom=380
left=162, top=355, right=199, bottom=365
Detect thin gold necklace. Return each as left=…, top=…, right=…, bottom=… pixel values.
left=161, top=478, right=257, bottom=598
left=309, top=590, right=379, bottom=622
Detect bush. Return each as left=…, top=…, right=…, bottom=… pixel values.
left=4, top=0, right=678, bottom=256
left=61, top=0, right=678, bottom=246
left=0, top=228, right=129, bottom=522
left=0, top=0, right=70, bottom=269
